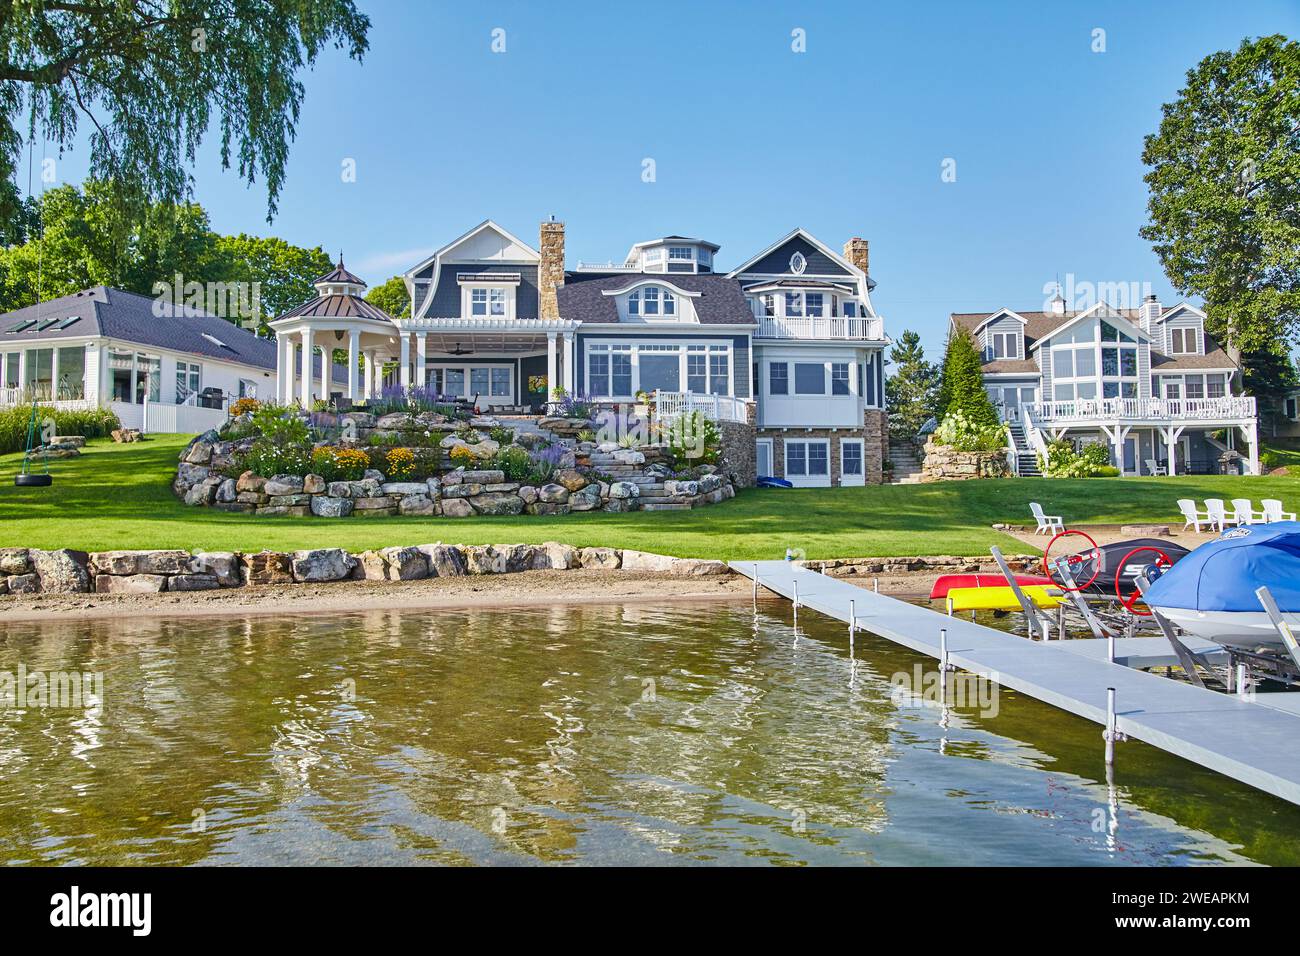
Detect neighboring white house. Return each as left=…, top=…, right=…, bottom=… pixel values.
left=0, top=285, right=279, bottom=433
left=950, top=294, right=1259, bottom=476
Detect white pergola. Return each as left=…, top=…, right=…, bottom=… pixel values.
left=392, top=316, right=582, bottom=394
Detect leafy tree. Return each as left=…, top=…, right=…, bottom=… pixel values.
left=217, top=234, right=332, bottom=328
left=936, top=327, right=999, bottom=429
left=885, top=329, right=939, bottom=441
left=0, top=180, right=223, bottom=309
left=0, top=0, right=370, bottom=228
left=1242, top=342, right=1299, bottom=435
left=365, top=276, right=409, bottom=319
left=1140, top=35, right=1300, bottom=369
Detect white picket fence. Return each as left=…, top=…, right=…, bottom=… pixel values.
left=109, top=399, right=228, bottom=435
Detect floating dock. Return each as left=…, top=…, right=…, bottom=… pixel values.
left=733, top=560, right=1300, bottom=808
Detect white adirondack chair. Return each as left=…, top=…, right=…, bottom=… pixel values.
left=1145, top=459, right=1167, bottom=476
left=1231, top=498, right=1268, bottom=525
left=1030, top=502, right=1064, bottom=535
left=1262, top=499, right=1296, bottom=523
left=1177, top=498, right=1212, bottom=532
left=1204, top=499, right=1235, bottom=533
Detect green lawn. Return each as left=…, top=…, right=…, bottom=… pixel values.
left=0, top=433, right=1291, bottom=559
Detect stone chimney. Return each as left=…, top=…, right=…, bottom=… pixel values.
left=1139, top=293, right=1162, bottom=330
left=538, top=218, right=565, bottom=321
left=843, top=237, right=869, bottom=276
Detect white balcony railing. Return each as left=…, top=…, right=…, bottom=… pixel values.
left=1024, top=395, right=1256, bottom=424
left=755, top=316, right=884, bottom=340
left=653, top=390, right=749, bottom=424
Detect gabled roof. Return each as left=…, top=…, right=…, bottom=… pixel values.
left=0, top=286, right=277, bottom=370
left=556, top=273, right=754, bottom=325
left=1026, top=302, right=1149, bottom=350
left=969, top=308, right=1027, bottom=334
left=403, top=219, right=540, bottom=279
left=727, top=227, right=871, bottom=286
left=1153, top=302, right=1207, bottom=324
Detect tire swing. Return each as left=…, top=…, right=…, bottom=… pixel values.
left=15, top=400, right=52, bottom=487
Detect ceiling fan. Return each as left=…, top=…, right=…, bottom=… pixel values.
left=447, top=341, right=473, bottom=356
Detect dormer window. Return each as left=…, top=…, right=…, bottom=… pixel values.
left=1170, top=327, right=1198, bottom=354
left=991, top=331, right=1019, bottom=359
left=668, top=247, right=693, bottom=262
left=471, top=288, right=506, bottom=317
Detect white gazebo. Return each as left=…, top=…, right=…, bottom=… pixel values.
left=268, top=258, right=400, bottom=405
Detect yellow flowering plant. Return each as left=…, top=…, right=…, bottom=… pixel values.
left=386, top=446, right=416, bottom=480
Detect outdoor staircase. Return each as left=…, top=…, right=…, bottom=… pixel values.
left=887, top=442, right=924, bottom=484
left=1005, top=421, right=1041, bottom=477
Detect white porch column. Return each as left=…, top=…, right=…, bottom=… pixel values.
left=563, top=333, right=576, bottom=394
left=415, top=333, right=427, bottom=387
left=300, top=328, right=314, bottom=407
left=1245, top=420, right=1260, bottom=476
left=546, top=332, right=558, bottom=403
left=50, top=347, right=60, bottom=400
left=17, top=349, right=27, bottom=395
left=399, top=333, right=411, bottom=388
left=1161, top=425, right=1185, bottom=476
left=277, top=334, right=290, bottom=404
left=347, top=330, right=360, bottom=400
left=319, top=338, right=330, bottom=405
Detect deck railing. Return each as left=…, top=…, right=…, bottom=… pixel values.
left=755, top=316, right=884, bottom=340
left=652, top=390, right=749, bottom=424
left=1023, top=395, right=1255, bottom=423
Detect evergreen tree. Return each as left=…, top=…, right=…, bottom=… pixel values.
left=885, top=329, right=939, bottom=440
left=936, top=327, right=999, bottom=429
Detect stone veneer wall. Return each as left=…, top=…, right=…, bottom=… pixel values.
left=718, top=420, right=757, bottom=489
left=757, top=410, right=886, bottom=487
left=538, top=220, right=565, bottom=322
left=920, top=437, right=1011, bottom=481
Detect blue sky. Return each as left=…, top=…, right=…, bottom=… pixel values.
left=45, top=0, right=1300, bottom=356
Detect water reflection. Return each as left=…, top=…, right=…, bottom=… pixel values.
left=0, top=602, right=1296, bottom=865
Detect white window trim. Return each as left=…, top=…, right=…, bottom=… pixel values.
left=784, top=438, right=831, bottom=488
left=460, top=283, right=515, bottom=320
left=990, top=331, right=1019, bottom=360
left=756, top=437, right=774, bottom=478
left=840, top=437, right=865, bottom=486
left=426, top=363, right=515, bottom=402
left=583, top=339, right=733, bottom=400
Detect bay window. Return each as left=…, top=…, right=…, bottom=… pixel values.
left=794, top=363, right=825, bottom=395
left=586, top=342, right=731, bottom=398
left=769, top=362, right=788, bottom=395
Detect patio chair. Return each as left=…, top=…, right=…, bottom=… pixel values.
left=1177, top=498, right=1212, bottom=533
left=1144, top=458, right=1167, bottom=476
left=1204, top=499, right=1236, bottom=533
left=1262, top=499, right=1296, bottom=523
left=1230, top=498, right=1268, bottom=526
left=1029, top=501, right=1064, bottom=535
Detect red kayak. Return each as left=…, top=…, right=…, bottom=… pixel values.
left=929, top=573, right=1053, bottom=600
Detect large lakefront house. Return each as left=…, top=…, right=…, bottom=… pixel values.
left=952, top=295, right=1259, bottom=476
left=270, top=219, right=890, bottom=487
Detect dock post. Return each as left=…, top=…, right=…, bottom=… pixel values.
left=752, top=564, right=758, bottom=605
left=849, top=599, right=856, bottom=639
left=1237, top=663, right=1249, bottom=698
left=792, top=578, right=799, bottom=628
left=1108, top=629, right=1115, bottom=664
left=1103, top=687, right=1127, bottom=765
left=873, top=577, right=878, bottom=593
left=940, top=627, right=949, bottom=702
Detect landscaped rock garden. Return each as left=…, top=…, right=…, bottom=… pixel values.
left=172, top=398, right=737, bottom=519
left=0, top=544, right=731, bottom=596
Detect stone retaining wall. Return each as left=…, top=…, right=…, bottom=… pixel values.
left=920, top=438, right=1010, bottom=481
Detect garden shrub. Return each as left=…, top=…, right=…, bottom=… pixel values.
left=492, top=445, right=534, bottom=482
left=663, top=411, right=721, bottom=465
left=241, top=404, right=312, bottom=476
left=0, top=404, right=122, bottom=454
left=230, top=397, right=261, bottom=417
left=385, top=446, right=416, bottom=480
left=932, top=410, right=1006, bottom=452
left=488, top=425, right=514, bottom=445
left=1038, top=439, right=1114, bottom=478
left=449, top=445, right=475, bottom=468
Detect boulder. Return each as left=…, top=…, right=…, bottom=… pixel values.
left=363, top=469, right=386, bottom=482
left=48, top=435, right=85, bottom=448
left=468, top=439, right=499, bottom=460
left=669, top=558, right=730, bottom=577
left=356, top=551, right=390, bottom=581
left=6, top=573, right=39, bottom=594
left=215, top=478, right=238, bottom=503
left=236, top=471, right=267, bottom=493
left=483, top=482, right=520, bottom=494
left=463, top=545, right=509, bottom=574
left=185, top=480, right=218, bottom=506
left=191, top=552, right=241, bottom=587
left=528, top=502, right=570, bottom=516
left=31, top=549, right=90, bottom=593
left=310, top=496, right=354, bottom=518
left=90, top=550, right=191, bottom=576
left=458, top=469, right=505, bottom=485
left=236, top=491, right=268, bottom=505
left=303, top=474, right=326, bottom=494
left=175, top=462, right=210, bottom=488
left=538, top=483, right=569, bottom=504
left=341, top=411, right=376, bottom=429
left=264, top=475, right=305, bottom=496
left=469, top=492, right=525, bottom=516
left=518, top=486, right=539, bottom=505
left=554, top=469, right=588, bottom=492
left=697, top=474, right=722, bottom=494
left=418, top=544, right=468, bottom=577
left=376, top=412, right=415, bottom=430
left=608, top=481, right=641, bottom=499
left=515, top=432, right=549, bottom=449
left=256, top=505, right=310, bottom=517
left=602, top=499, right=637, bottom=513
left=0, top=578, right=6, bottom=596
left=348, top=478, right=383, bottom=498
left=440, top=432, right=479, bottom=449
left=441, top=482, right=484, bottom=499
left=579, top=547, right=621, bottom=570
left=425, top=477, right=442, bottom=498
left=268, top=494, right=311, bottom=507
left=534, top=542, right=578, bottom=570
left=326, top=481, right=353, bottom=498
left=182, top=440, right=214, bottom=465
left=382, top=546, right=429, bottom=580
left=95, top=573, right=167, bottom=594
left=569, top=486, right=602, bottom=511
left=0, top=548, right=31, bottom=575
left=291, top=548, right=356, bottom=583
left=167, top=573, right=221, bottom=591
left=245, top=551, right=294, bottom=585
left=112, top=427, right=143, bottom=443
left=441, top=497, right=473, bottom=518
left=381, top=482, right=429, bottom=496
left=619, top=550, right=677, bottom=573
left=665, top=479, right=699, bottom=498
left=611, top=449, right=645, bottom=466
left=399, top=495, right=438, bottom=516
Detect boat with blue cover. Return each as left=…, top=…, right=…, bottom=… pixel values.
left=1144, top=522, right=1300, bottom=652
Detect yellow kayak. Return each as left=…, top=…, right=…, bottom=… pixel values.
left=946, top=585, right=1065, bottom=613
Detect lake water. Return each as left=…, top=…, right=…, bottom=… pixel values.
left=2, top=600, right=1298, bottom=866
